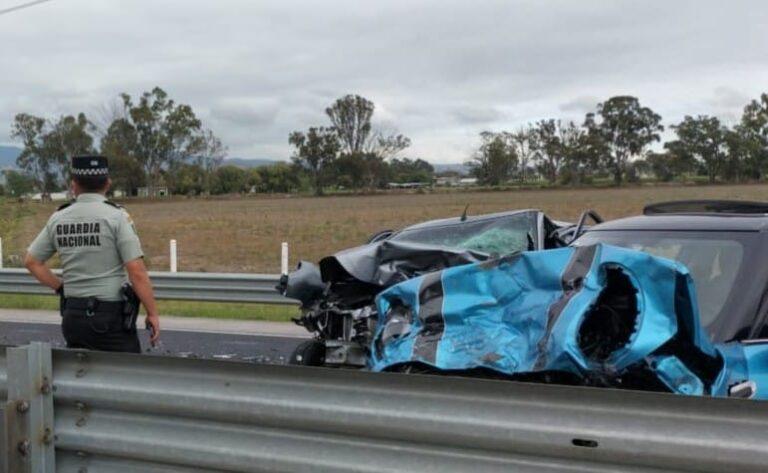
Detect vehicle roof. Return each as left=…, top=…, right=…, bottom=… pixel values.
left=398, top=209, right=541, bottom=232
left=589, top=214, right=768, bottom=232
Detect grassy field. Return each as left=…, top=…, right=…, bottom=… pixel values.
left=0, top=294, right=298, bottom=321
left=4, top=183, right=768, bottom=273
left=3, top=183, right=768, bottom=319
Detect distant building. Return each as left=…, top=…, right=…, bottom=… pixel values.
left=434, top=176, right=460, bottom=187
left=458, top=177, right=478, bottom=186
left=137, top=186, right=169, bottom=198
left=30, top=192, right=69, bottom=202
left=388, top=182, right=428, bottom=189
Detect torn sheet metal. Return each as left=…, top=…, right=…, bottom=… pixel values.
left=371, top=243, right=756, bottom=397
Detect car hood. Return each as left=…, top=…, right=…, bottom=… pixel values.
left=319, top=240, right=490, bottom=287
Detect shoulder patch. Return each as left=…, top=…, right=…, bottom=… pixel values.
left=121, top=207, right=135, bottom=227
left=56, top=201, right=74, bottom=212
left=104, top=200, right=124, bottom=209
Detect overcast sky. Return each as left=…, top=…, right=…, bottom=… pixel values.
left=2, top=0, right=767, bottom=163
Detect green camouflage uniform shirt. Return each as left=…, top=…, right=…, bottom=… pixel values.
left=28, top=193, right=144, bottom=301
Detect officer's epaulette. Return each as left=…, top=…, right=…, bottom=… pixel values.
left=104, top=200, right=124, bottom=209
left=56, top=201, right=74, bottom=212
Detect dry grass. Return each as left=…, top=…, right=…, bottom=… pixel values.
left=5, top=183, right=768, bottom=273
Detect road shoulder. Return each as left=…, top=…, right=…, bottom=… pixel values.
left=0, top=308, right=308, bottom=338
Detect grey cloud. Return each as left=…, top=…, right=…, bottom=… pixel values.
left=559, top=96, right=599, bottom=114
left=451, top=105, right=504, bottom=125
left=2, top=0, right=768, bottom=162
left=210, top=99, right=280, bottom=127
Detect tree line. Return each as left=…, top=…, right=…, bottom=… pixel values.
left=468, top=94, right=768, bottom=186
left=3, top=88, right=768, bottom=198
left=1, top=89, right=428, bottom=198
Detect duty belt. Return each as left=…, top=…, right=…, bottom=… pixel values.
left=64, top=297, right=123, bottom=317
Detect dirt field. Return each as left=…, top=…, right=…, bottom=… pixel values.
left=4, top=183, right=768, bottom=273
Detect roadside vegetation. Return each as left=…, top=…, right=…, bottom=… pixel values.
left=0, top=294, right=298, bottom=322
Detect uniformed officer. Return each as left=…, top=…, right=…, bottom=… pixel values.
left=24, top=155, right=160, bottom=352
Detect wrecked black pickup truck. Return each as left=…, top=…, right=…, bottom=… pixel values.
left=278, top=209, right=581, bottom=367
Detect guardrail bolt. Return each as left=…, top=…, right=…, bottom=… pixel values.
left=16, top=400, right=29, bottom=413
left=42, top=427, right=53, bottom=445
left=41, top=377, right=52, bottom=395
left=17, top=439, right=30, bottom=456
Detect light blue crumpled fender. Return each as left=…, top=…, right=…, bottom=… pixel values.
left=370, top=244, right=727, bottom=396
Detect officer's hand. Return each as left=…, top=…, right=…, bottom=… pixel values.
left=145, top=314, right=160, bottom=345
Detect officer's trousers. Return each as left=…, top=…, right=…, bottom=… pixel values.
left=61, top=303, right=141, bottom=353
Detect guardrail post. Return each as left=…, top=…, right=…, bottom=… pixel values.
left=281, top=242, right=289, bottom=275
left=170, top=239, right=178, bottom=273
left=1, top=402, right=8, bottom=473
left=5, top=343, right=55, bottom=472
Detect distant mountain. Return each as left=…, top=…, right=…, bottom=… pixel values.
left=432, top=163, right=470, bottom=175
left=224, top=157, right=283, bottom=168
left=0, top=145, right=21, bottom=168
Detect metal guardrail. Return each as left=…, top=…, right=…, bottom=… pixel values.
left=1, top=343, right=768, bottom=472
left=0, top=346, right=6, bottom=401
left=0, top=268, right=296, bottom=305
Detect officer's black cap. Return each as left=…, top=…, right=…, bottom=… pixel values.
left=71, top=155, right=109, bottom=177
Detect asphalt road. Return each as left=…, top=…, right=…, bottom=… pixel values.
left=0, top=321, right=304, bottom=364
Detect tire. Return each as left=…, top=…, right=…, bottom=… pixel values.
left=289, top=339, right=326, bottom=366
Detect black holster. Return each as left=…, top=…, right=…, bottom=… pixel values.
left=121, top=283, right=140, bottom=332
left=58, top=286, right=66, bottom=317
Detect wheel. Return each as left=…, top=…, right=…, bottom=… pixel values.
left=289, top=339, right=326, bottom=366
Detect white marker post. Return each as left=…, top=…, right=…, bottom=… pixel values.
left=170, top=239, right=178, bottom=273
left=281, top=242, right=289, bottom=276
left=0, top=237, right=3, bottom=269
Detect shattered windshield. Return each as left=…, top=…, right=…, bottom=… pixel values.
left=389, top=212, right=537, bottom=255
left=574, top=231, right=747, bottom=329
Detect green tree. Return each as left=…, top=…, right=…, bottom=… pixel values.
left=211, top=165, right=248, bottom=194
left=532, top=119, right=568, bottom=184
left=46, top=113, right=95, bottom=164
left=387, top=158, right=434, bottom=183
left=325, top=94, right=411, bottom=159
left=324, top=94, right=411, bottom=189
left=118, top=87, right=208, bottom=195
left=11, top=113, right=95, bottom=198
left=721, top=126, right=753, bottom=182
left=586, top=96, right=663, bottom=185
left=189, top=130, right=227, bottom=194
left=467, top=132, right=517, bottom=186
left=255, top=163, right=301, bottom=193
left=558, top=121, right=600, bottom=186
left=643, top=151, right=676, bottom=182
left=173, top=163, right=206, bottom=195
left=510, top=126, right=538, bottom=183
left=738, top=93, right=768, bottom=180
left=289, top=126, right=340, bottom=195
left=11, top=114, right=57, bottom=196
left=2, top=170, right=36, bottom=197
left=666, top=115, right=728, bottom=183
left=101, top=118, right=144, bottom=195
